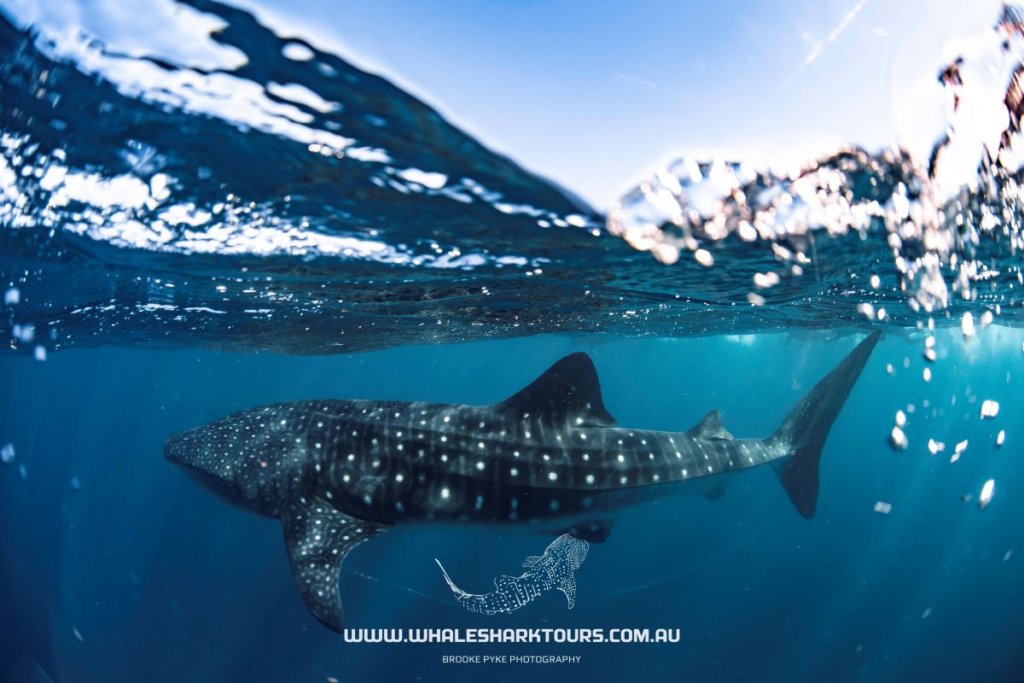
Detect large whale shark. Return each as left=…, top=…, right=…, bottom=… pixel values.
left=165, top=331, right=880, bottom=631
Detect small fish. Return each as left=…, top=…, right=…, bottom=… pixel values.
left=436, top=534, right=589, bottom=615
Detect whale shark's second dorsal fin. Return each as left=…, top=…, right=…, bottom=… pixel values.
left=688, top=409, right=733, bottom=440
left=499, top=353, right=616, bottom=426
left=280, top=497, right=389, bottom=632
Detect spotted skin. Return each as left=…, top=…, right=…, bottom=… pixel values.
left=435, top=534, right=589, bottom=615
left=280, top=495, right=385, bottom=632
left=165, top=332, right=880, bottom=632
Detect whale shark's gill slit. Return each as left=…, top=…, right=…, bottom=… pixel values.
left=280, top=496, right=390, bottom=632
left=436, top=534, right=589, bottom=615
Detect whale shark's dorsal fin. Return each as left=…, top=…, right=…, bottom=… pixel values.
left=280, top=497, right=389, bottom=632
left=688, top=409, right=733, bottom=440
left=499, top=353, right=616, bottom=426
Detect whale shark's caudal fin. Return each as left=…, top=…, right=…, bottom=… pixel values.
left=770, top=331, right=881, bottom=519
left=280, top=497, right=389, bottom=632
left=434, top=558, right=471, bottom=599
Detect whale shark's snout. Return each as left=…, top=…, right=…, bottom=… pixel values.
left=164, top=421, right=236, bottom=474
left=165, top=422, right=251, bottom=508
left=163, top=427, right=200, bottom=466
left=165, top=405, right=305, bottom=517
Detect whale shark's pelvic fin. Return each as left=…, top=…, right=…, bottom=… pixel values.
left=701, top=480, right=730, bottom=501
left=557, top=575, right=578, bottom=609
left=770, top=330, right=881, bottom=519
left=498, top=353, right=616, bottom=427
left=688, top=409, right=734, bottom=440
left=280, top=497, right=389, bottom=632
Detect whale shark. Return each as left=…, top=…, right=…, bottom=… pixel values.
left=435, top=534, right=590, bottom=615
left=165, top=330, right=880, bottom=631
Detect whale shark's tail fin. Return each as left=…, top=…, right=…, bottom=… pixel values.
left=769, top=331, right=881, bottom=519
left=434, top=558, right=471, bottom=599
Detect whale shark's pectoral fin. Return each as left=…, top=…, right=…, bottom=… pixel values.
left=522, top=555, right=542, bottom=568
left=557, top=575, right=578, bottom=609
left=688, top=409, right=734, bottom=440
left=280, top=497, right=389, bottom=632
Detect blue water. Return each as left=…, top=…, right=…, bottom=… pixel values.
left=2, top=330, right=1022, bottom=682
left=3, top=0, right=1024, bottom=681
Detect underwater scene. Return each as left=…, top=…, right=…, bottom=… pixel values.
left=2, top=1, right=1023, bottom=681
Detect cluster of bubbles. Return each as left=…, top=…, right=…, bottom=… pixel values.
left=608, top=5, right=1024, bottom=322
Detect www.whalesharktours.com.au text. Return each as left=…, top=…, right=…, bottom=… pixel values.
left=344, top=627, right=680, bottom=644
left=343, top=628, right=681, bottom=665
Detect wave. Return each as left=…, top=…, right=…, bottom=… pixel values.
left=0, top=0, right=1021, bottom=354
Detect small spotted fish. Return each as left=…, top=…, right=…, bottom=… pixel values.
left=435, top=534, right=589, bottom=614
